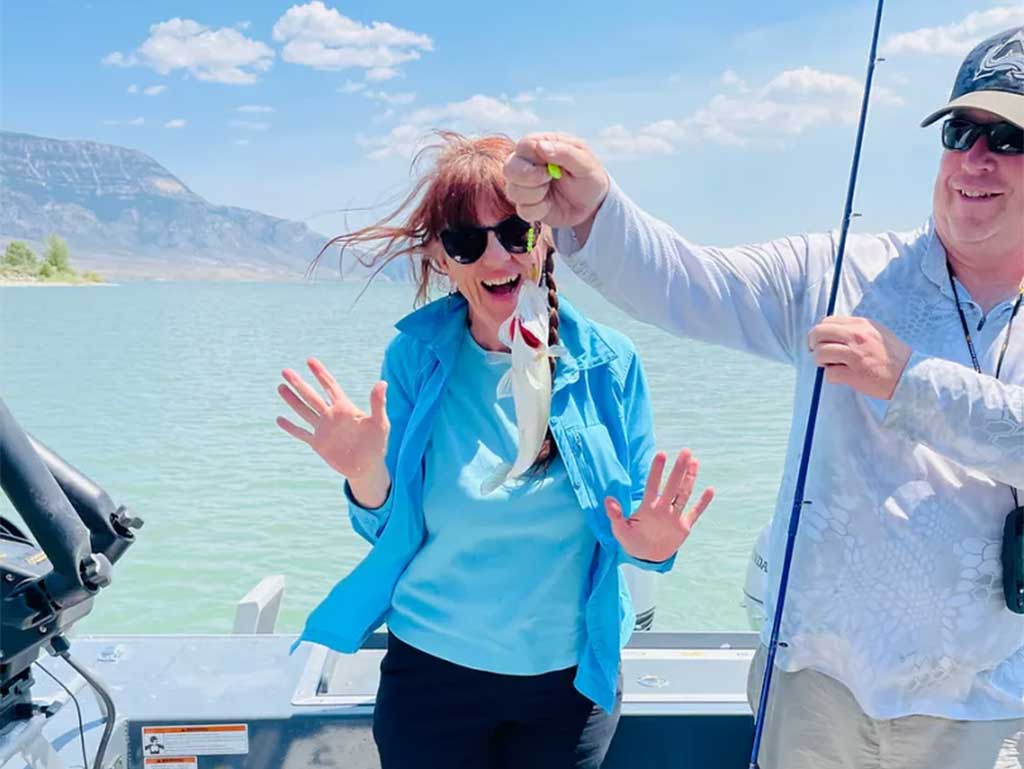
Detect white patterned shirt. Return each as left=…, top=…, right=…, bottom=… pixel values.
left=554, top=180, right=1024, bottom=720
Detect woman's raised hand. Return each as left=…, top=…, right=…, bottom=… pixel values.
left=276, top=357, right=390, bottom=482
left=606, top=450, right=715, bottom=564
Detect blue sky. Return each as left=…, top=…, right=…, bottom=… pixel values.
left=3, top=0, right=1022, bottom=245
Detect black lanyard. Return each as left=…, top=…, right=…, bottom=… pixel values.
left=946, top=260, right=1024, bottom=508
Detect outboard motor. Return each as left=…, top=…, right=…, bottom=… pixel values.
left=0, top=399, right=142, bottom=726
left=623, top=565, right=657, bottom=631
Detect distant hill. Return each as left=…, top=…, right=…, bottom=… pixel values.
left=0, top=131, right=410, bottom=282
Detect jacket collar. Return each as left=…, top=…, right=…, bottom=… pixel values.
left=395, top=293, right=469, bottom=373
left=394, top=292, right=618, bottom=388
left=918, top=217, right=956, bottom=301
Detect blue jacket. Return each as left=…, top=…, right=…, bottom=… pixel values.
left=293, top=293, right=673, bottom=713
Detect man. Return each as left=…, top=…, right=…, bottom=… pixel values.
left=504, top=26, right=1024, bottom=769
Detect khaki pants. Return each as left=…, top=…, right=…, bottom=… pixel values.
left=746, top=646, right=1024, bottom=769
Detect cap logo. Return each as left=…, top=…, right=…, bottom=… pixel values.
left=974, top=29, right=1024, bottom=83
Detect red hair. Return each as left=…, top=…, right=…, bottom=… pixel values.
left=314, top=131, right=541, bottom=306
left=316, top=130, right=561, bottom=474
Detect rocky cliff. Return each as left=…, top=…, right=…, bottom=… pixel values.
left=0, top=131, right=406, bottom=281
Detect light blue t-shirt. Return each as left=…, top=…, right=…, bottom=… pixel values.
left=387, top=330, right=596, bottom=675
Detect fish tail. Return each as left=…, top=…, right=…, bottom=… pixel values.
left=496, top=369, right=514, bottom=399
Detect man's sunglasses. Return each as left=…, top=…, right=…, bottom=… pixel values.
left=440, top=215, right=533, bottom=264
left=941, top=117, right=1024, bottom=156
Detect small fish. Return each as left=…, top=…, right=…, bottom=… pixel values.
left=481, top=267, right=566, bottom=495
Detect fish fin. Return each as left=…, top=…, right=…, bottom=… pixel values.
left=480, top=463, right=512, bottom=496
left=496, top=369, right=514, bottom=399
left=498, top=317, right=514, bottom=349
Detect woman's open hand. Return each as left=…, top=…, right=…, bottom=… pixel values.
left=606, top=450, right=714, bottom=563
left=276, top=357, right=389, bottom=481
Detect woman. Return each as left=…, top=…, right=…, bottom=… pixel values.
left=278, top=132, right=714, bottom=769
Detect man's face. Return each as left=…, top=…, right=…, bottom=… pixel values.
left=933, top=108, right=1024, bottom=262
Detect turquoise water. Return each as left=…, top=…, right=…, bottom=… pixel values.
left=0, top=276, right=793, bottom=635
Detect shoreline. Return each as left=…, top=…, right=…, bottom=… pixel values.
left=0, top=280, right=114, bottom=287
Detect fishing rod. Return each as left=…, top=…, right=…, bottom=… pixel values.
left=748, top=1, right=886, bottom=767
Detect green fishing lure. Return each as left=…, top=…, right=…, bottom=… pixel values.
left=525, top=163, right=564, bottom=251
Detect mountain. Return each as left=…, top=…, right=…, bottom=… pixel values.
left=0, top=131, right=410, bottom=281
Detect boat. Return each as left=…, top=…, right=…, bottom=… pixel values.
left=1, top=398, right=761, bottom=768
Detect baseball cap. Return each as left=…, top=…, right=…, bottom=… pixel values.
left=920, top=26, right=1024, bottom=129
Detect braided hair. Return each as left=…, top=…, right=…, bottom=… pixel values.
left=529, top=244, right=561, bottom=474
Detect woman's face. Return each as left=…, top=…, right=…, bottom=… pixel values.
left=437, top=202, right=545, bottom=351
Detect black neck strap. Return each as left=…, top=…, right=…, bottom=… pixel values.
left=946, top=260, right=1023, bottom=508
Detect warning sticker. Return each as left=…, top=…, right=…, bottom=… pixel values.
left=141, top=724, right=249, bottom=756
left=144, top=758, right=197, bottom=769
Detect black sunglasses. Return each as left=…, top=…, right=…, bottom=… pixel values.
left=941, top=117, right=1024, bottom=156
left=440, top=215, right=533, bottom=264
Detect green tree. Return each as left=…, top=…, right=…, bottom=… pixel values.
left=3, top=241, right=38, bottom=271
left=43, top=235, right=70, bottom=273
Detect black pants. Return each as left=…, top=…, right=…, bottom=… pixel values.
left=372, top=633, right=622, bottom=769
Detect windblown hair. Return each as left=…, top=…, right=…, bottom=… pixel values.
left=315, top=131, right=561, bottom=475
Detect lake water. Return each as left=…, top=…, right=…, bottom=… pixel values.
left=0, top=274, right=794, bottom=635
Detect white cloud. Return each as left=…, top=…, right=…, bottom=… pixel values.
left=127, top=84, right=139, bottom=94
left=234, top=138, right=251, bottom=146
left=165, top=119, right=186, bottom=128
left=407, top=95, right=539, bottom=129
left=720, top=70, right=749, bottom=92
left=104, top=18, right=274, bottom=85
left=272, top=2, right=432, bottom=79
left=765, top=66, right=902, bottom=107
left=366, top=66, right=401, bottom=82
left=364, top=90, right=416, bottom=106
left=511, top=87, right=575, bottom=105
left=597, top=125, right=677, bottom=157
left=236, top=21, right=252, bottom=31
left=237, top=104, right=274, bottom=112
left=881, top=6, right=1024, bottom=57
left=229, top=119, right=271, bottom=131
left=358, top=123, right=423, bottom=160
left=103, top=117, right=146, bottom=126
left=144, top=84, right=167, bottom=96
left=338, top=79, right=367, bottom=93
left=359, top=94, right=539, bottom=160
left=103, top=51, right=136, bottom=67
left=597, top=65, right=905, bottom=157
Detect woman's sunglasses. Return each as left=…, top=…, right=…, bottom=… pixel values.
left=440, top=215, right=533, bottom=264
left=941, top=117, right=1024, bottom=156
